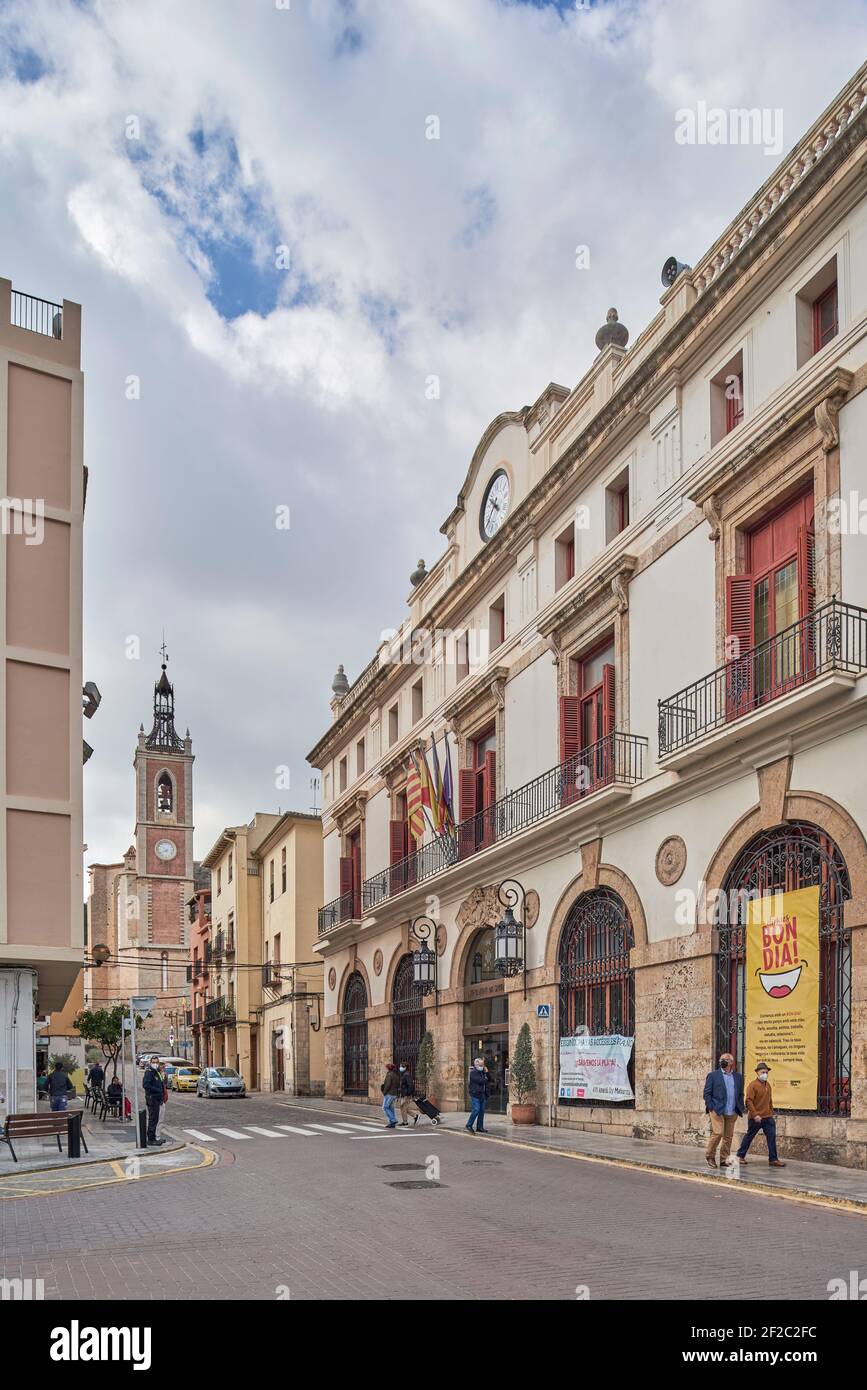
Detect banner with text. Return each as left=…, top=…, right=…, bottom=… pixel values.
left=745, top=885, right=820, bottom=1110
left=558, top=1034, right=634, bottom=1102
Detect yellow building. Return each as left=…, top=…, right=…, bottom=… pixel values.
left=257, top=813, right=324, bottom=1095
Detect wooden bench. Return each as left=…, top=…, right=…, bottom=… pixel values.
left=0, top=1111, right=89, bottom=1164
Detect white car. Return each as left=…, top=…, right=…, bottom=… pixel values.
left=196, top=1066, right=246, bottom=1099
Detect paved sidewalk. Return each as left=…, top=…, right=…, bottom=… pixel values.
left=279, top=1096, right=867, bottom=1210
left=0, top=1103, right=183, bottom=1176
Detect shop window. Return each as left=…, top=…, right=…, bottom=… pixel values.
left=710, top=350, right=744, bottom=445
left=796, top=257, right=838, bottom=367
left=725, top=489, right=815, bottom=721
left=605, top=468, right=630, bottom=542
left=555, top=523, right=576, bottom=591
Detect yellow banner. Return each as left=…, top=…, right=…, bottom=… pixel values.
left=745, top=885, right=819, bottom=1110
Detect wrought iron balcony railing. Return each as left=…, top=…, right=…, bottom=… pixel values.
left=212, top=930, right=225, bottom=958
left=11, top=290, right=63, bottom=338
left=658, top=598, right=867, bottom=756
left=204, top=997, right=235, bottom=1025
left=318, top=730, right=647, bottom=935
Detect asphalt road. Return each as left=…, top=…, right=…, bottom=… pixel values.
left=2, top=1091, right=864, bottom=1301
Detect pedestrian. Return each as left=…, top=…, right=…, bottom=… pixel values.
left=155, top=1062, right=169, bottom=1141
left=88, top=1060, right=105, bottom=1094
left=47, top=1060, right=75, bottom=1112
left=702, top=1050, right=744, bottom=1168
left=143, top=1055, right=165, bottom=1146
left=380, top=1062, right=400, bottom=1128
left=36, top=1070, right=49, bottom=1102
left=735, top=1063, right=787, bottom=1167
left=397, top=1065, right=417, bottom=1127
left=466, top=1056, right=490, bottom=1134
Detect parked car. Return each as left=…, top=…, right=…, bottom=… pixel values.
left=197, top=1067, right=246, bottom=1099
left=171, top=1066, right=201, bottom=1093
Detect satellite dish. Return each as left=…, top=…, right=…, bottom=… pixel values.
left=661, top=256, right=691, bottom=288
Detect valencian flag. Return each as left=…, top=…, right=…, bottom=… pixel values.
left=405, top=755, right=426, bottom=841
left=413, top=748, right=439, bottom=833
left=430, top=731, right=455, bottom=835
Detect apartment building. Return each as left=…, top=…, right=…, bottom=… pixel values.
left=0, top=277, right=85, bottom=1113
left=309, top=67, right=867, bottom=1167
left=258, top=812, right=324, bottom=1095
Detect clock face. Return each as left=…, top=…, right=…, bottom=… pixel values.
left=480, top=469, right=510, bottom=541
left=155, top=838, right=177, bottom=862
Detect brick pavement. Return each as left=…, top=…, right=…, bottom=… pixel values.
left=1, top=1093, right=865, bottom=1300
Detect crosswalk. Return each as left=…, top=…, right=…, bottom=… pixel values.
left=180, top=1119, right=427, bottom=1145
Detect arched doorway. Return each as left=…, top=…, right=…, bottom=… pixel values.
left=462, top=927, right=509, bottom=1113
left=717, top=821, right=851, bottom=1115
left=558, top=887, right=635, bottom=1107
left=392, top=954, right=426, bottom=1079
left=342, top=972, right=369, bottom=1096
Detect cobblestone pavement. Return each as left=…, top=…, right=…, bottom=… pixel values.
left=1, top=1093, right=864, bottom=1301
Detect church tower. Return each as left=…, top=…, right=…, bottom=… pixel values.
left=128, top=649, right=194, bottom=1047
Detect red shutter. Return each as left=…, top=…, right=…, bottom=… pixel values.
left=480, top=751, right=497, bottom=848
left=389, top=820, right=407, bottom=865
left=725, top=574, right=754, bottom=722
left=458, top=768, right=477, bottom=859
left=560, top=695, right=581, bottom=804
left=797, top=522, right=816, bottom=678
left=339, top=856, right=353, bottom=921
left=602, top=664, right=616, bottom=785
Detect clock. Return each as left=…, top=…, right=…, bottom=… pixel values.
left=155, top=838, right=177, bottom=862
left=480, top=469, right=510, bottom=541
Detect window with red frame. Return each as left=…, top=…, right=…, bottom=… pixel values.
left=389, top=791, right=418, bottom=892
left=812, top=282, right=838, bottom=354
left=560, top=640, right=615, bottom=800
left=458, top=727, right=496, bottom=856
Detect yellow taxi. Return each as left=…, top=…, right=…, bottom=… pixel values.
left=171, top=1065, right=201, bottom=1093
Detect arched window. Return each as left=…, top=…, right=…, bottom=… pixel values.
left=717, top=821, right=851, bottom=1115
left=342, top=972, right=368, bottom=1096
left=392, top=954, right=426, bottom=1079
left=558, top=887, right=635, bottom=1108
left=156, top=771, right=173, bottom=815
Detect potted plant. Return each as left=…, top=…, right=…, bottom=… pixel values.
left=415, top=1031, right=436, bottom=1106
left=510, top=1022, right=537, bottom=1124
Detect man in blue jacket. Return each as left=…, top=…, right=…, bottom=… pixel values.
left=466, top=1057, right=490, bottom=1134
left=703, top=1051, right=744, bottom=1168
left=143, top=1055, right=165, bottom=1146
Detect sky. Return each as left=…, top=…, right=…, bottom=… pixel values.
left=1, top=0, right=865, bottom=871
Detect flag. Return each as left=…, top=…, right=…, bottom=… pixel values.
left=413, top=748, right=441, bottom=834
left=430, top=731, right=452, bottom=835
left=406, top=757, right=425, bottom=841
left=442, top=734, right=456, bottom=834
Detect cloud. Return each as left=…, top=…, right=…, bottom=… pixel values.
left=1, top=0, right=864, bottom=867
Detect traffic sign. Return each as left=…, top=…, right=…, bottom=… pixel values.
left=536, top=1003, right=551, bottom=1019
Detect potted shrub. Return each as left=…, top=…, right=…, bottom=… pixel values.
left=510, top=1022, right=537, bottom=1124
left=415, top=1031, right=436, bottom=1106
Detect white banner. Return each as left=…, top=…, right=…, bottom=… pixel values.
left=558, top=1034, right=634, bottom=1102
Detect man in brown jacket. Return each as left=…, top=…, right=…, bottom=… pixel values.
left=735, top=1062, right=786, bottom=1166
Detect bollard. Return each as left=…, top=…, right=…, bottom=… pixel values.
left=137, top=1107, right=148, bottom=1149
left=67, top=1110, right=82, bottom=1159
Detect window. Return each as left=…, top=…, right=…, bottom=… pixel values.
left=455, top=631, right=470, bottom=684
left=156, top=772, right=173, bottom=815
left=227, top=910, right=234, bottom=951
left=555, top=523, right=576, bottom=591
left=796, top=257, right=838, bottom=367
left=561, top=639, right=616, bottom=799
left=339, top=756, right=348, bottom=793
left=458, top=727, right=497, bottom=856
left=412, top=677, right=424, bottom=725
left=558, top=888, right=635, bottom=1108
left=273, top=932, right=281, bottom=966
left=217, top=867, right=221, bottom=896
left=356, top=738, right=365, bottom=777
left=161, top=951, right=169, bottom=992
left=228, top=851, right=233, bottom=883
left=711, top=350, right=745, bottom=445
left=605, top=468, right=630, bottom=542
left=389, top=791, right=418, bottom=893
left=281, top=846, right=287, bottom=894
left=269, top=859, right=275, bottom=903
left=388, top=703, right=399, bottom=747
left=489, top=595, right=505, bottom=651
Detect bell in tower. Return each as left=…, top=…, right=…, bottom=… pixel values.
left=146, top=642, right=185, bottom=753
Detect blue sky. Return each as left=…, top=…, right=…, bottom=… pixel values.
left=0, top=0, right=864, bottom=865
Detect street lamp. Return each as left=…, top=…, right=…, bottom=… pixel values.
left=410, top=915, right=439, bottom=1013
left=90, top=943, right=111, bottom=967
left=495, top=878, right=526, bottom=998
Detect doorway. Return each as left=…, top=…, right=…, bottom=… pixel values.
left=272, top=1028, right=285, bottom=1092
left=464, top=1033, right=509, bottom=1114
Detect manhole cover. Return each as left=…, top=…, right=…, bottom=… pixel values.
left=387, top=1180, right=444, bottom=1190
left=378, top=1163, right=426, bottom=1171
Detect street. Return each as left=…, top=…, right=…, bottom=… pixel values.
left=2, top=1093, right=864, bottom=1302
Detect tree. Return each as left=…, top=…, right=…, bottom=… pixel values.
left=415, top=1031, right=435, bottom=1096
left=74, top=1005, right=137, bottom=1076
left=511, top=1022, right=537, bottom=1105
left=49, top=1052, right=77, bottom=1076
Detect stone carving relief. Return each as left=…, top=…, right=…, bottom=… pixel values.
left=373, top=949, right=383, bottom=977
left=328, top=967, right=336, bottom=991
left=655, top=835, right=688, bottom=886
left=456, top=883, right=539, bottom=933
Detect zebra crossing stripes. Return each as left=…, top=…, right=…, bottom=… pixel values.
left=180, top=1120, right=397, bottom=1145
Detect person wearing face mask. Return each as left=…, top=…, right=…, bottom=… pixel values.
left=397, top=1065, right=418, bottom=1126
left=735, top=1063, right=786, bottom=1166
left=466, top=1056, right=490, bottom=1134
left=702, top=1051, right=744, bottom=1168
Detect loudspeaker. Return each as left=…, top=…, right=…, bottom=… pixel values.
left=661, top=256, right=691, bottom=288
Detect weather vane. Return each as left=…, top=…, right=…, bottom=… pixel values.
left=159, top=631, right=168, bottom=666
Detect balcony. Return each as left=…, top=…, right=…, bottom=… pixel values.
left=205, top=998, right=235, bottom=1026
left=317, top=730, right=647, bottom=935
left=11, top=289, right=63, bottom=339
left=658, top=599, right=867, bottom=767
left=262, top=961, right=282, bottom=991
left=226, top=932, right=236, bottom=956
left=212, top=930, right=225, bottom=958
